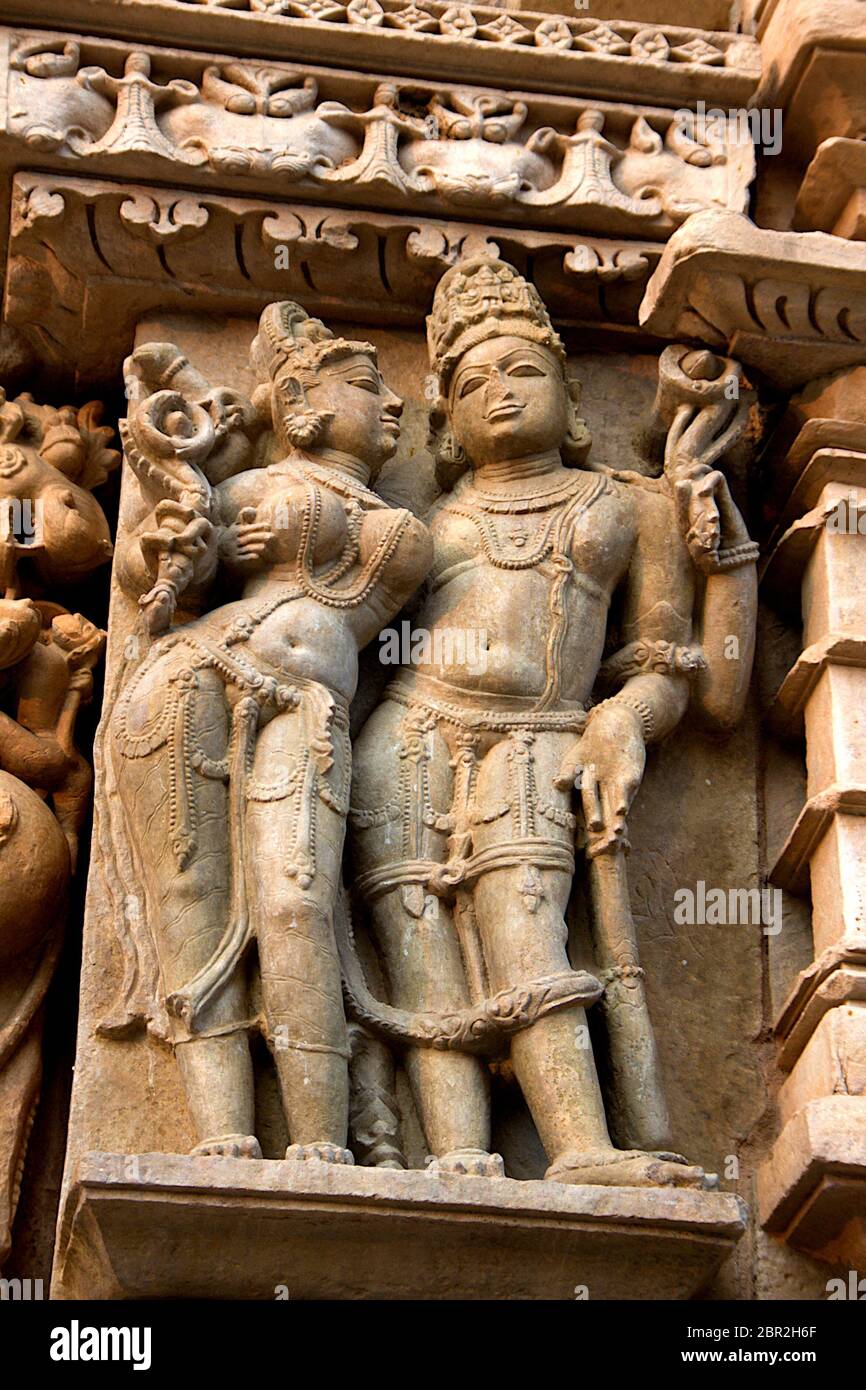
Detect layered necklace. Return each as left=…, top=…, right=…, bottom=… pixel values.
left=443, top=467, right=605, bottom=570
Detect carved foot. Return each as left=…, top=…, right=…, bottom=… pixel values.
left=191, top=1134, right=262, bottom=1159
left=425, top=1148, right=506, bottom=1178
left=285, top=1142, right=355, bottom=1165
left=545, top=1148, right=718, bottom=1190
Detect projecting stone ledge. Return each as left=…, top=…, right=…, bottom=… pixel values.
left=639, top=210, right=866, bottom=391
left=53, top=1153, right=747, bottom=1301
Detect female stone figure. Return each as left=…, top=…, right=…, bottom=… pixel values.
left=102, top=303, right=431, bottom=1163
left=348, top=258, right=758, bottom=1185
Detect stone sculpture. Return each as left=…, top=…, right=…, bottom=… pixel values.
left=347, top=258, right=759, bottom=1186
left=101, top=302, right=431, bottom=1164
left=8, top=35, right=753, bottom=238
left=0, top=389, right=114, bottom=1265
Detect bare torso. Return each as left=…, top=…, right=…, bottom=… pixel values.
left=201, top=460, right=427, bottom=704
left=416, top=468, right=639, bottom=702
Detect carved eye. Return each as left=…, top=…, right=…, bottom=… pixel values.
left=458, top=376, right=486, bottom=399
left=348, top=376, right=379, bottom=395
left=507, top=363, right=544, bottom=378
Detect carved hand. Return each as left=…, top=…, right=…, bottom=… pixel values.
left=218, top=507, right=277, bottom=571
left=139, top=499, right=216, bottom=580
left=672, top=465, right=750, bottom=574
left=565, top=702, right=646, bottom=853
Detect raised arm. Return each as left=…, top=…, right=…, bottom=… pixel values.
left=656, top=345, right=759, bottom=733
left=116, top=341, right=263, bottom=631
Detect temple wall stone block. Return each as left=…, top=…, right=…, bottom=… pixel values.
left=0, top=0, right=863, bottom=1308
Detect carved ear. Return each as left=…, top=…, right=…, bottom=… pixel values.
left=562, top=379, right=591, bottom=466
left=251, top=382, right=273, bottom=428
left=428, top=398, right=468, bottom=492
left=279, top=375, right=306, bottom=406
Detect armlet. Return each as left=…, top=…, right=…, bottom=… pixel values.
left=597, top=638, right=706, bottom=693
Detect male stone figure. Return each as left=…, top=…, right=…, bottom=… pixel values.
left=349, top=258, right=758, bottom=1185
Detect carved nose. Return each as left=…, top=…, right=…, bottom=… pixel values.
left=485, top=370, right=515, bottom=409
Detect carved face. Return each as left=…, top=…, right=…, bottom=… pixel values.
left=275, top=351, right=403, bottom=475
left=447, top=336, right=569, bottom=465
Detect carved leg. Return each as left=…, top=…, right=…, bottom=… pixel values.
left=365, top=889, right=497, bottom=1171
left=245, top=709, right=351, bottom=1162
left=176, top=1023, right=259, bottom=1159
left=110, top=664, right=257, bottom=1154
left=471, top=732, right=710, bottom=1189
left=350, top=699, right=496, bottom=1171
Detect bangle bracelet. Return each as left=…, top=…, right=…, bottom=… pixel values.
left=592, top=695, right=655, bottom=742
left=715, top=540, right=759, bottom=571
left=619, top=696, right=655, bottom=742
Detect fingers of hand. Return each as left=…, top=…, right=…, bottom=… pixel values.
left=580, top=765, right=603, bottom=833
left=601, top=782, right=628, bottom=838
left=235, top=524, right=273, bottom=546
left=154, top=500, right=197, bottom=530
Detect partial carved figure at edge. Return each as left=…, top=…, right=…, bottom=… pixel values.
left=0, top=391, right=114, bottom=1267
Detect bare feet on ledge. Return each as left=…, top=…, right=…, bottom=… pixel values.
left=425, top=1149, right=506, bottom=1178
left=191, top=1134, right=263, bottom=1159
left=284, top=1142, right=355, bottom=1165
left=545, top=1148, right=719, bottom=1190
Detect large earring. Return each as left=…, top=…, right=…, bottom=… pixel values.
left=562, top=377, right=591, bottom=466
left=282, top=406, right=329, bottom=449
left=276, top=374, right=330, bottom=450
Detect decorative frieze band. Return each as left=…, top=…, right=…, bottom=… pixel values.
left=0, top=3, right=761, bottom=104
left=2, top=30, right=754, bottom=240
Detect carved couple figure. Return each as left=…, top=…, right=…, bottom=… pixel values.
left=105, top=264, right=757, bottom=1187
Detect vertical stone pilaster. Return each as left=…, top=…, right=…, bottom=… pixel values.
left=760, top=392, right=866, bottom=1269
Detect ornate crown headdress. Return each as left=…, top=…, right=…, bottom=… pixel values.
left=427, top=258, right=566, bottom=392
left=251, top=301, right=377, bottom=388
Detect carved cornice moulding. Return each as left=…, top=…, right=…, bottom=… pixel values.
left=16, top=175, right=866, bottom=395
left=755, top=0, right=866, bottom=163
left=639, top=210, right=866, bottom=390
left=520, top=0, right=736, bottom=27
left=0, top=29, right=755, bottom=240
left=795, top=138, right=866, bottom=239
left=54, top=1154, right=748, bottom=1300
left=0, top=2, right=761, bottom=105
left=4, top=172, right=660, bottom=386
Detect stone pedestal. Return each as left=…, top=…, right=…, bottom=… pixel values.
left=54, top=1154, right=747, bottom=1301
